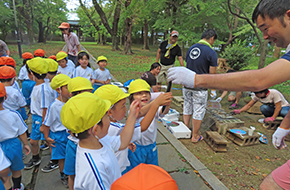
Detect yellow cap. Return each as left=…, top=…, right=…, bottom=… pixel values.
left=94, top=84, right=129, bottom=105
left=97, top=56, right=107, bottom=63
left=50, top=74, right=71, bottom=90
left=27, top=57, right=49, bottom=74
left=61, top=92, right=111, bottom=134
left=45, top=58, right=59, bottom=72
left=56, top=52, right=68, bottom=61
left=128, top=79, right=150, bottom=94
left=67, top=77, right=94, bottom=93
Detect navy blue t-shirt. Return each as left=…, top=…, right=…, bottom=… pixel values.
left=186, top=43, right=218, bottom=74
left=281, top=51, right=290, bottom=61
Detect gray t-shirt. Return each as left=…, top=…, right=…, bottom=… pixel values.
left=0, top=40, right=9, bottom=56
left=94, top=68, right=111, bottom=85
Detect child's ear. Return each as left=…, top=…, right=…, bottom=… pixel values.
left=108, top=108, right=113, bottom=116
left=56, top=88, right=61, bottom=94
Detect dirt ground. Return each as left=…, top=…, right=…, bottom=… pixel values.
left=175, top=95, right=290, bottom=190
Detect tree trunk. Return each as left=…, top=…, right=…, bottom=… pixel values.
left=19, top=0, right=34, bottom=44
left=124, top=17, right=133, bottom=54
left=120, top=34, right=122, bottom=46
left=164, top=31, right=167, bottom=40
left=143, top=19, right=149, bottom=50
left=273, top=45, right=281, bottom=58
left=102, top=34, right=107, bottom=45
left=141, top=27, right=144, bottom=44
left=150, top=29, right=154, bottom=45
left=258, top=40, right=269, bottom=69
left=38, top=22, right=45, bottom=43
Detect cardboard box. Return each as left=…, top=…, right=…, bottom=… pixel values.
left=166, top=121, right=191, bottom=139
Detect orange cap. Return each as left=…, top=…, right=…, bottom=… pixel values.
left=0, top=57, right=16, bottom=67
left=22, top=52, right=34, bottom=60
left=111, top=164, right=178, bottom=190
left=49, top=55, right=57, bottom=60
left=34, top=49, right=45, bottom=57
left=58, top=22, right=70, bottom=29
left=0, top=66, right=16, bottom=79
left=0, top=83, right=6, bottom=97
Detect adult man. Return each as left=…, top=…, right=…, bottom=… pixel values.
left=183, top=29, right=218, bottom=143
left=156, top=30, right=183, bottom=87
left=0, top=40, right=10, bottom=57
left=167, top=0, right=290, bottom=189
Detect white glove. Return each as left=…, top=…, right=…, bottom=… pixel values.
left=167, top=67, right=196, bottom=89
left=210, top=90, right=217, bottom=99
left=215, top=97, right=222, bottom=102
left=272, top=127, right=290, bottom=149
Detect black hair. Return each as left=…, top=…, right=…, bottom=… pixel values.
left=26, top=64, right=47, bottom=80
left=150, top=62, right=161, bottom=71
left=0, top=65, right=15, bottom=69
left=0, top=97, right=4, bottom=104
left=76, top=51, right=91, bottom=68
left=226, top=69, right=235, bottom=73
left=254, top=89, right=269, bottom=94
left=48, top=71, right=57, bottom=75
left=0, top=78, right=12, bottom=83
left=252, top=0, right=290, bottom=26
left=74, top=119, right=103, bottom=140
left=22, top=59, right=29, bottom=67
left=201, top=29, right=218, bottom=40
left=71, top=91, right=82, bottom=97
left=129, top=94, right=134, bottom=104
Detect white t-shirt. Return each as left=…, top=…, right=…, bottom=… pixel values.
left=134, top=107, right=162, bottom=146
left=252, top=89, right=290, bottom=107
left=3, top=86, right=26, bottom=111
left=12, top=81, right=20, bottom=91
left=0, top=146, right=10, bottom=171
left=73, top=66, right=94, bottom=80
left=30, top=83, right=53, bottom=116
left=108, top=122, right=141, bottom=172
left=67, top=60, right=75, bottom=68
left=58, top=66, right=74, bottom=78
left=18, top=65, right=29, bottom=80
left=74, top=135, right=121, bottom=190
left=94, top=68, right=111, bottom=85
left=43, top=99, right=67, bottom=132
left=0, top=109, right=27, bottom=142
left=67, top=135, right=79, bottom=143
left=47, top=82, right=58, bottom=102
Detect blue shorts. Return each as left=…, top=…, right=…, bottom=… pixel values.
left=0, top=180, right=4, bottom=190
left=92, top=84, right=102, bottom=93
left=0, top=138, right=24, bottom=171
left=31, top=114, right=43, bottom=141
left=63, top=139, right=77, bottom=175
left=50, top=130, right=69, bottom=160
left=125, top=142, right=158, bottom=173
left=21, top=80, right=36, bottom=106
left=17, top=107, right=28, bottom=121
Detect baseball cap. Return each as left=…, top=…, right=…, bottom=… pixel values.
left=48, top=55, right=57, bottom=61
left=94, top=84, right=129, bottom=105
left=0, top=57, right=16, bottom=67
left=97, top=56, right=107, bottom=63
left=34, top=49, right=45, bottom=57
left=56, top=52, right=68, bottom=61
left=0, top=66, right=16, bottom=79
left=170, top=30, right=179, bottom=37
left=58, top=22, right=70, bottom=29
left=0, top=83, right=6, bottom=97
left=111, top=163, right=178, bottom=190
left=22, top=52, right=34, bottom=60
left=60, top=92, right=111, bottom=134
left=50, top=74, right=71, bottom=90
left=27, top=57, right=49, bottom=74
left=67, top=77, right=94, bottom=93
left=45, top=58, right=58, bottom=72
left=128, top=79, right=151, bottom=94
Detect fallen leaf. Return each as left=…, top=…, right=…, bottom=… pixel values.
left=252, top=172, right=258, bottom=175
left=241, top=168, right=250, bottom=175
left=228, top=174, right=236, bottom=177
left=228, top=164, right=232, bottom=167
left=240, top=183, right=246, bottom=187
left=251, top=166, right=255, bottom=169
left=181, top=159, right=186, bottom=162
left=234, top=167, right=239, bottom=172
left=256, top=169, right=260, bottom=172
left=194, top=170, right=199, bottom=174
left=276, top=158, right=281, bottom=161
left=255, top=155, right=261, bottom=159
left=265, top=159, right=271, bottom=162
left=215, top=162, right=221, bottom=165
left=250, top=186, right=257, bottom=190
left=246, top=164, right=249, bottom=167
left=196, top=157, right=200, bottom=159
left=204, top=181, right=209, bottom=185
left=262, top=174, right=267, bottom=178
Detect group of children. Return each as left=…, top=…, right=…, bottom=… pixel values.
left=0, top=48, right=174, bottom=190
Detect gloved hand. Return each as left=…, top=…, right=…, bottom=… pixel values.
left=215, top=97, right=222, bottom=102
left=264, top=117, right=275, bottom=123
left=272, top=127, right=290, bottom=149
left=167, top=67, right=196, bottom=88
left=210, top=90, right=217, bottom=99
left=231, top=109, right=241, bottom=115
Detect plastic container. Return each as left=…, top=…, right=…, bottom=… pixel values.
left=248, top=126, right=256, bottom=136
left=163, top=109, right=179, bottom=121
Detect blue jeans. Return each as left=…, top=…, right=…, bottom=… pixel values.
left=260, top=105, right=290, bottom=117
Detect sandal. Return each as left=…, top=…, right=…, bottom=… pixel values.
left=191, top=135, right=203, bottom=143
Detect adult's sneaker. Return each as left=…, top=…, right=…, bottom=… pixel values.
left=24, top=158, right=41, bottom=170
left=13, top=183, right=24, bottom=190
left=41, top=161, right=59, bottom=173
left=40, top=143, right=49, bottom=151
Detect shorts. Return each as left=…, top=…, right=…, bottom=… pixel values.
left=272, top=159, right=290, bottom=189
left=0, top=180, right=4, bottom=190
left=31, top=114, right=43, bottom=141
left=183, top=87, right=208, bottom=120
left=17, top=107, right=28, bottom=121
left=50, top=130, right=69, bottom=160
left=92, top=84, right=102, bottom=93
left=63, top=139, right=77, bottom=175
left=156, top=64, right=174, bottom=84
left=228, top=91, right=251, bottom=98
left=21, top=80, right=36, bottom=106
left=125, top=142, right=158, bottom=174
left=0, top=138, right=24, bottom=171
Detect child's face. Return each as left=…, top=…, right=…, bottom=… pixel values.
left=60, top=85, right=70, bottom=99
left=110, top=98, right=127, bottom=121
left=98, top=60, right=107, bottom=70
left=79, top=55, right=89, bottom=68
left=95, top=112, right=110, bottom=139
left=133, top=91, right=151, bottom=107
left=58, top=59, right=67, bottom=68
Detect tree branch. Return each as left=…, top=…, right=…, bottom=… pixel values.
left=79, top=0, right=100, bottom=31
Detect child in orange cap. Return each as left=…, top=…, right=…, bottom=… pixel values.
left=34, top=49, right=45, bottom=58
left=0, top=82, right=31, bottom=190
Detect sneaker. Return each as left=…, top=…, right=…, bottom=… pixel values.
left=24, top=157, right=41, bottom=169
left=229, top=103, right=239, bottom=109
left=13, top=183, right=24, bottom=190
left=40, top=143, right=49, bottom=151
left=41, top=161, right=59, bottom=173
left=61, top=174, right=69, bottom=188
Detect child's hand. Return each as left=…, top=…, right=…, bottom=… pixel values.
left=45, top=137, right=56, bottom=147
left=39, top=125, right=44, bottom=134
left=102, top=81, right=107, bottom=84
left=129, top=100, right=141, bottom=118
left=155, top=92, right=173, bottom=106
left=23, top=144, right=31, bottom=155
left=128, top=142, right=136, bottom=152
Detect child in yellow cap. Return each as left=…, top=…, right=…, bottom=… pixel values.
left=41, top=74, right=71, bottom=187
left=72, top=51, right=95, bottom=83
left=127, top=79, right=172, bottom=170
left=94, top=84, right=172, bottom=174
left=93, top=55, right=111, bottom=92
left=61, top=92, right=140, bottom=190
left=56, top=51, right=75, bottom=78
left=45, top=58, right=59, bottom=100
left=0, top=82, right=31, bottom=190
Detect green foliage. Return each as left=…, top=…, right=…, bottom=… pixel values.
left=221, top=40, right=253, bottom=71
